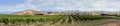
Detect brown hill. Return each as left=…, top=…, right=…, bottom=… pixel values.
left=14, top=9, right=45, bottom=15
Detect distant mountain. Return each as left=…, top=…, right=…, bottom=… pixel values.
left=14, top=9, right=45, bottom=15
left=8, top=9, right=120, bottom=16
left=61, top=10, right=86, bottom=14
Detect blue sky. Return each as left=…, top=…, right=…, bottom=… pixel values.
left=0, top=0, right=25, bottom=6
left=0, top=0, right=120, bottom=14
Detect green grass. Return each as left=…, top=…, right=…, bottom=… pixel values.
left=0, top=15, right=65, bottom=23
left=0, top=14, right=117, bottom=26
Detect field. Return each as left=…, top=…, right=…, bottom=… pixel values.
left=0, top=14, right=118, bottom=26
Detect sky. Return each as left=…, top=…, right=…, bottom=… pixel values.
left=0, top=0, right=120, bottom=14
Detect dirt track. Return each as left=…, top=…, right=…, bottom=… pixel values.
left=101, top=20, right=120, bottom=26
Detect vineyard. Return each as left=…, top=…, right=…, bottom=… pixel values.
left=0, top=14, right=118, bottom=26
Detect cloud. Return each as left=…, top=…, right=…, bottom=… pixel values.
left=0, top=0, right=120, bottom=12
